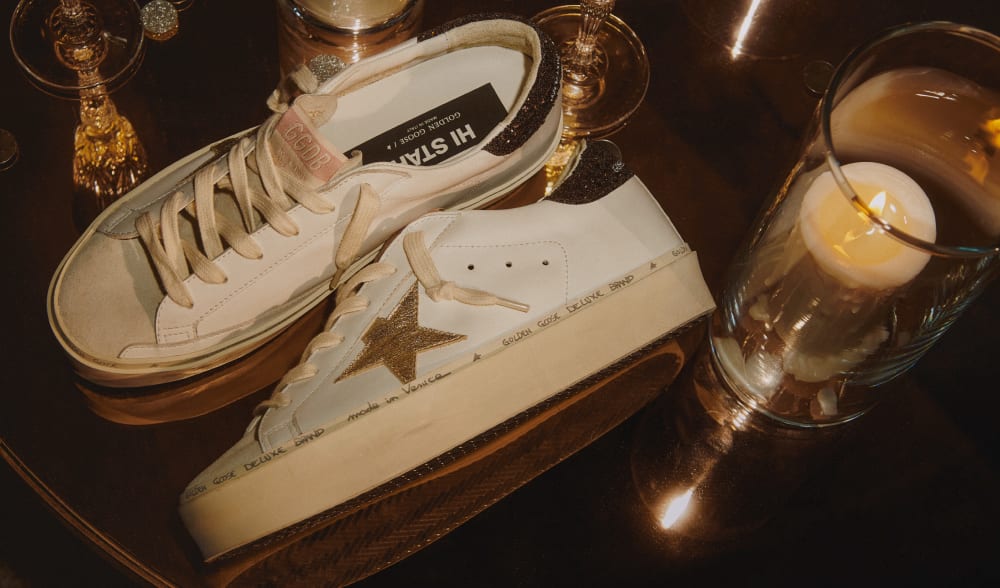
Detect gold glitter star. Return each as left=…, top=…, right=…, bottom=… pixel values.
left=338, top=284, right=466, bottom=383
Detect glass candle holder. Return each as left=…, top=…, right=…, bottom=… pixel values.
left=711, top=22, right=1000, bottom=427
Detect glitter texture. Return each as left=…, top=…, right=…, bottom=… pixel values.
left=547, top=140, right=634, bottom=205
left=485, top=21, right=560, bottom=156
left=141, top=0, right=179, bottom=41
left=308, top=54, right=348, bottom=84
left=338, top=284, right=466, bottom=383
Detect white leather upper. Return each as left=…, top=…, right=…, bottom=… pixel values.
left=50, top=17, right=562, bottom=374
left=249, top=176, right=686, bottom=450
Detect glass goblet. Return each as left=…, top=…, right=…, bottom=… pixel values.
left=11, top=0, right=148, bottom=222
left=533, top=0, right=650, bottom=140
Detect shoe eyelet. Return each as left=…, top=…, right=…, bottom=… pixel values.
left=542, top=260, right=549, bottom=266
left=505, top=261, right=512, bottom=268
left=467, top=264, right=475, bottom=271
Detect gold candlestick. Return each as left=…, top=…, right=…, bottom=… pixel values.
left=73, top=83, right=147, bottom=203
left=49, top=0, right=147, bottom=208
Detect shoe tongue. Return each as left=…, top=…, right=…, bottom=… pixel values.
left=269, top=94, right=347, bottom=188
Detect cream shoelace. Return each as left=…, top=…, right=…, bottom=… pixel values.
left=254, top=230, right=530, bottom=415
left=136, top=68, right=375, bottom=309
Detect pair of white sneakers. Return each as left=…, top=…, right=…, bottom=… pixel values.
left=47, top=15, right=714, bottom=561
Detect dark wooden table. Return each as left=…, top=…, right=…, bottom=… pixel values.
left=3, top=1, right=1000, bottom=585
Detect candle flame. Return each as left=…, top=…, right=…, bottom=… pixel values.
left=659, top=488, right=694, bottom=529
left=833, top=189, right=892, bottom=258
left=859, top=191, right=889, bottom=238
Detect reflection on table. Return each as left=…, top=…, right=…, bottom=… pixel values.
left=1, top=1, right=999, bottom=586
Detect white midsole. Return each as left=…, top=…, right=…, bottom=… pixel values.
left=179, top=251, right=715, bottom=560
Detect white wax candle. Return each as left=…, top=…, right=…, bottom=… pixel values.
left=799, top=162, right=937, bottom=290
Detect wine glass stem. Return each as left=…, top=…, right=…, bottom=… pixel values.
left=566, top=0, right=614, bottom=80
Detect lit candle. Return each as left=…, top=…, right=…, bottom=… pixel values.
left=766, top=162, right=935, bottom=387
left=798, top=161, right=937, bottom=290
left=714, top=161, right=940, bottom=411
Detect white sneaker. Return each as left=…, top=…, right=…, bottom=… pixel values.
left=178, top=141, right=716, bottom=561
left=47, top=14, right=563, bottom=387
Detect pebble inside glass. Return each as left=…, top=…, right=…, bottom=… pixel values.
left=712, top=23, right=1000, bottom=426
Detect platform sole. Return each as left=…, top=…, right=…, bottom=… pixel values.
left=180, top=250, right=715, bottom=561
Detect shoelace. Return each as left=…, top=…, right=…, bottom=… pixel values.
left=136, top=68, right=374, bottom=308
left=254, top=230, right=530, bottom=415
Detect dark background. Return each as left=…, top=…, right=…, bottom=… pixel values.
left=3, top=1, right=1000, bottom=586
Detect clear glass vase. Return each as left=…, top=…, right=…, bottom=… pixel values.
left=711, top=22, right=1000, bottom=427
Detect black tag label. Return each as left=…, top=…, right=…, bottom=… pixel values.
left=347, top=84, right=507, bottom=166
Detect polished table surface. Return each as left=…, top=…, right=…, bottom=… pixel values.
left=3, top=0, right=1000, bottom=586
